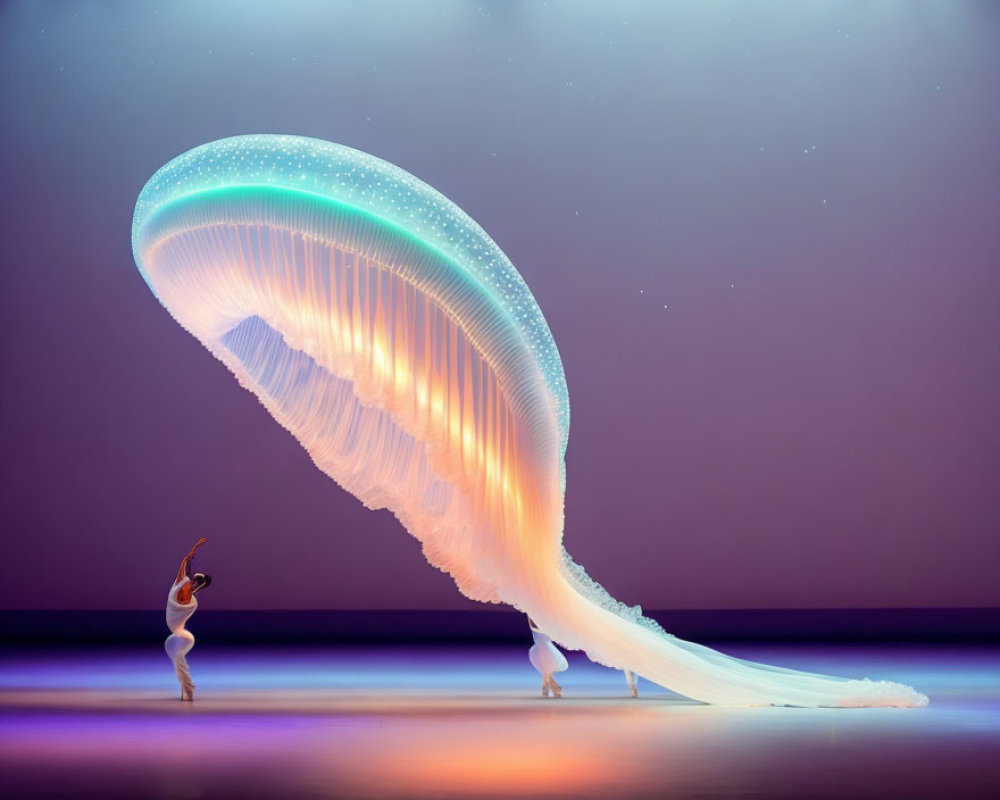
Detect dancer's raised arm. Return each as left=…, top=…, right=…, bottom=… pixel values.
left=174, top=538, right=207, bottom=602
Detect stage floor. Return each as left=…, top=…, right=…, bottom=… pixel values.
left=2, top=643, right=998, bottom=798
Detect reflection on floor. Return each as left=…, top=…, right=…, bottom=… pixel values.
left=2, top=643, right=998, bottom=798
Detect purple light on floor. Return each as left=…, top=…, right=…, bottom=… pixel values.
left=2, top=644, right=999, bottom=798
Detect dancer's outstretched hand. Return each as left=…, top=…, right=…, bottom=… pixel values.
left=188, top=537, right=208, bottom=555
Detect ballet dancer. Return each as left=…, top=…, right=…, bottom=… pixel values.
left=165, top=537, right=211, bottom=700
left=528, top=616, right=569, bottom=698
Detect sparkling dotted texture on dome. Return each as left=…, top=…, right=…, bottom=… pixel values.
left=132, top=134, right=569, bottom=452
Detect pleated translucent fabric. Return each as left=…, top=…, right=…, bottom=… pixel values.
left=133, top=136, right=926, bottom=707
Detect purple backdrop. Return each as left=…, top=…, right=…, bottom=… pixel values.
left=1, top=1, right=997, bottom=611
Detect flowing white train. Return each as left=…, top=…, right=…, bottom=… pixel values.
left=133, top=135, right=927, bottom=707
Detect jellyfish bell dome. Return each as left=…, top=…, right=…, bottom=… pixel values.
left=131, top=133, right=568, bottom=438
left=133, top=134, right=569, bottom=603
left=132, top=135, right=927, bottom=707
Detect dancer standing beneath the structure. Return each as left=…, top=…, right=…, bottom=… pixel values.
left=528, top=616, right=568, bottom=698
left=165, top=538, right=211, bottom=700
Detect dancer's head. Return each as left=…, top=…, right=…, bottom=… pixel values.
left=191, top=573, right=212, bottom=594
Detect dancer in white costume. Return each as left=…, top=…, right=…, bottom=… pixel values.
left=165, top=538, right=211, bottom=701
left=528, top=617, right=569, bottom=698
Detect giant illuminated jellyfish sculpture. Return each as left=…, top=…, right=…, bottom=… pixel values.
left=133, top=135, right=926, bottom=707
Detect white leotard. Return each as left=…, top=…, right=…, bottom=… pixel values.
left=165, top=578, right=198, bottom=699
left=529, top=629, right=569, bottom=679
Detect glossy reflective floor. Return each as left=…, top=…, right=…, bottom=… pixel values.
left=2, top=643, right=998, bottom=798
